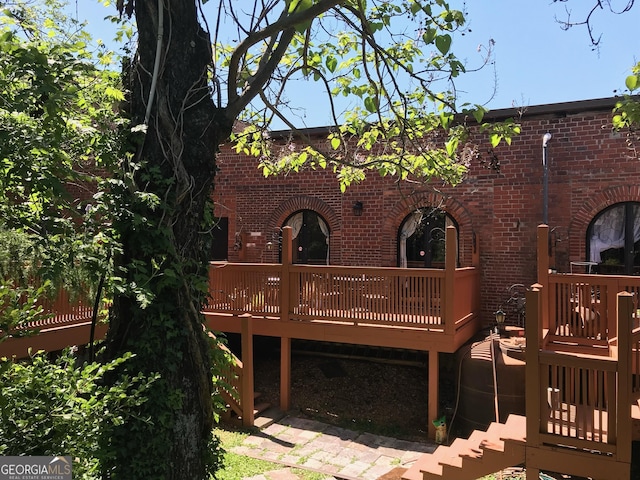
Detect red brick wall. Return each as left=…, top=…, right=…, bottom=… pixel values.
left=212, top=98, right=639, bottom=325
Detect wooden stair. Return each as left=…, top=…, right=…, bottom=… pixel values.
left=221, top=391, right=271, bottom=426
left=402, top=414, right=526, bottom=480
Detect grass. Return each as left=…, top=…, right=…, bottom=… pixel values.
left=212, top=425, right=327, bottom=480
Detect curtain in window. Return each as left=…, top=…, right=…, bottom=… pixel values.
left=317, top=216, right=330, bottom=265
left=285, top=212, right=304, bottom=239
left=633, top=204, right=640, bottom=246
left=399, top=211, right=423, bottom=268
left=590, top=206, right=625, bottom=262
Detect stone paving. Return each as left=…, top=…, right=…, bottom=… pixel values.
left=232, top=415, right=436, bottom=480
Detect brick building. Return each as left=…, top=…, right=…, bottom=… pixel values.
left=212, top=97, right=640, bottom=324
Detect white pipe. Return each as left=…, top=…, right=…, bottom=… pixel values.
left=542, top=132, right=551, bottom=225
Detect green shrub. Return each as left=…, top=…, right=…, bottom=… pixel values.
left=0, top=349, right=156, bottom=479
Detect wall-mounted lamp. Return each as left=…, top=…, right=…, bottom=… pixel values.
left=266, top=241, right=274, bottom=251
left=353, top=201, right=363, bottom=217
left=495, top=309, right=506, bottom=333
left=233, top=232, right=242, bottom=251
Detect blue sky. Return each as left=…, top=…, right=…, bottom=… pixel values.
left=69, top=1, right=638, bottom=127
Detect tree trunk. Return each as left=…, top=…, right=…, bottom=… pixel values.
left=103, top=1, right=232, bottom=478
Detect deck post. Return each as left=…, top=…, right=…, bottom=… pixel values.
left=281, top=226, right=293, bottom=324
left=525, top=285, right=542, bottom=450
left=280, top=336, right=291, bottom=411
left=537, top=225, right=550, bottom=330
left=616, top=292, right=633, bottom=464
left=444, top=225, right=456, bottom=336
left=279, top=227, right=293, bottom=412
left=428, top=350, right=439, bottom=441
left=607, top=280, right=620, bottom=341
left=240, top=313, right=255, bottom=427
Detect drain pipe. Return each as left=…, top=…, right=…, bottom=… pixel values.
left=542, top=132, right=552, bottom=225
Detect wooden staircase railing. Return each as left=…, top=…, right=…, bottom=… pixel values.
left=210, top=314, right=255, bottom=427
left=213, top=338, right=244, bottom=419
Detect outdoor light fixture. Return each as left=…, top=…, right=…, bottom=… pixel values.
left=495, top=309, right=506, bottom=328
left=353, top=201, right=363, bottom=217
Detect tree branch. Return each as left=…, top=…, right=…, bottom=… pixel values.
left=226, top=0, right=343, bottom=115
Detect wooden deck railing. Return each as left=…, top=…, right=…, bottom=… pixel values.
left=526, top=285, right=633, bottom=475
left=204, top=225, right=479, bottom=336
left=527, top=225, right=635, bottom=478
left=543, top=274, right=640, bottom=348
left=7, top=288, right=94, bottom=333
left=536, top=226, right=640, bottom=353
left=205, top=264, right=449, bottom=326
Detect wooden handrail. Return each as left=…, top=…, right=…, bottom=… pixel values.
left=205, top=262, right=480, bottom=330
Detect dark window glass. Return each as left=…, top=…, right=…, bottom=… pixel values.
left=398, top=208, right=457, bottom=268
left=210, top=217, right=229, bottom=261
left=587, top=202, right=640, bottom=275
left=283, top=210, right=329, bottom=265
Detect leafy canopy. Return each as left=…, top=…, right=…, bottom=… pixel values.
left=213, top=0, right=516, bottom=192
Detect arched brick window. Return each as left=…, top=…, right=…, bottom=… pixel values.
left=587, top=202, right=640, bottom=275
left=398, top=207, right=458, bottom=268
left=284, top=210, right=330, bottom=265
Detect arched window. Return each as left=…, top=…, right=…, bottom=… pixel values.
left=587, top=202, right=640, bottom=275
left=284, top=210, right=330, bottom=265
left=398, top=208, right=457, bottom=268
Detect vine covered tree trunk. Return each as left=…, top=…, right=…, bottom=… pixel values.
left=102, top=1, right=232, bottom=478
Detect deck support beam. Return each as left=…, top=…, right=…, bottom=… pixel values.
left=241, top=314, right=255, bottom=427
left=280, top=336, right=291, bottom=411
left=428, top=350, right=439, bottom=440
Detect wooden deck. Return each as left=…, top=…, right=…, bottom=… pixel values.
left=203, top=226, right=481, bottom=438
left=203, top=226, right=481, bottom=353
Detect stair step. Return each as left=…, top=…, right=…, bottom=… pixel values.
left=479, top=422, right=506, bottom=453
left=438, top=438, right=483, bottom=469
left=461, top=429, right=491, bottom=455
left=253, top=401, right=271, bottom=416
left=254, top=406, right=286, bottom=429
left=401, top=457, right=428, bottom=480
left=500, top=414, right=526, bottom=443
left=412, top=444, right=456, bottom=477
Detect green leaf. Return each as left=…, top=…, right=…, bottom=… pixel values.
left=330, top=137, right=341, bottom=150
left=422, top=28, right=437, bottom=45
left=472, top=108, right=485, bottom=124
left=625, top=75, right=638, bottom=92
left=326, top=56, right=337, bottom=73
left=364, top=96, right=377, bottom=113
left=435, top=34, right=451, bottom=55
